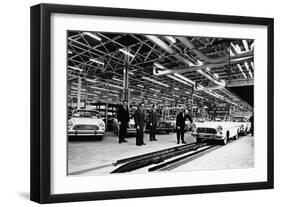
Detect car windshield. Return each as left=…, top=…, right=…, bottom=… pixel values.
left=166, top=116, right=176, bottom=120
left=234, top=117, right=246, bottom=122
left=73, top=110, right=99, bottom=118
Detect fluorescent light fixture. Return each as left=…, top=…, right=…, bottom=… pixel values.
left=174, top=73, right=195, bottom=85
left=71, top=87, right=86, bottom=92
left=193, top=94, right=204, bottom=99
left=166, top=74, right=192, bottom=86
left=142, top=77, right=169, bottom=87
left=165, top=36, right=176, bottom=44
left=119, top=48, right=135, bottom=58
left=189, top=62, right=195, bottom=67
left=68, top=66, right=83, bottom=72
left=197, top=84, right=204, bottom=90
left=162, top=97, right=174, bottom=101
left=153, top=62, right=165, bottom=69
left=112, top=78, right=123, bottom=82
left=86, top=93, right=98, bottom=96
left=137, top=84, right=144, bottom=88
left=197, top=60, right=204, bottom=66
left=197, top=69, right=203, bottom=74
left=85, top=78, right=96, bottom=83
left=131, top=97, right=141, bottom=101
left=174, top=87, right=179, bottom=90
left=150, top=88, right=160, bottom=93
left=90, top=86, right=119, bottom=93
left=244, top=62, right=253, bottom=78
left=213, top=73, right=219, bottom=79
left=89, top=58, right=104, bottom=65
left=68, top=50, right=72, bottom=54
left=108, top=83, right=123, bottom=89
left=108, top=93, right=119, bottom=97
left=242, top=40, right=249, bottom=51
left=83, top=32, right=102, bottom=41
left=207, top=91, right=221, bottom=99
left=237, top=64, right=247, bottom=79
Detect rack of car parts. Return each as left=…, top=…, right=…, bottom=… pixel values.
left=111, top=142, right=217, bottom=173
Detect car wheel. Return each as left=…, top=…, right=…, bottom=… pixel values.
left=221, top=131, right=229, bottom=145
left=234, top=130, right=239, bottom=140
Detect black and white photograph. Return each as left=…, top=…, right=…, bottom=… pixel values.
left=67, top=31, right=255, bottom=176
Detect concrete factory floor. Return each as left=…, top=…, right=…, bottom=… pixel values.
left=67, top=132, right=254, bottom=176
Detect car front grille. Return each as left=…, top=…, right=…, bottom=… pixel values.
left=73, top=125, right=99, bottom=130
left=196, top=127, right=217, bottom=134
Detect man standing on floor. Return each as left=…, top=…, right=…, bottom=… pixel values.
left=134, top=102, right=146, bottom=146
left=117, top=100, right=130, bottom=143
left=149, top=104, right=158, bottom=141
left=249, top=112, right=254, bottom=136
left=176, top=107, right=193, bottom=144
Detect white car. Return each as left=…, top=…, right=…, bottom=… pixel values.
left=233, top=117, right=251, bottom=136
left=191, top=121, right=241, bottom=145
left=68, top=109, right=105, bottom=139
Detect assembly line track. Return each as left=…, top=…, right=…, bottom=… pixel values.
left=111, top=142, right=210, bottom=173
left=112, top=142, right=199, bottom=166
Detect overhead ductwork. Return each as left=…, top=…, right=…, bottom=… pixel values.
left=153, top=56, right=253, bottom=76
left=176, top=36, right=253, bottom=63
left=145, top=35, right=192, bottom=66
left=146, top=35, right=226, bottom=87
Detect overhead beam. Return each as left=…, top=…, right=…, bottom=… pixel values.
left=226, top=78, right=254, bottom=87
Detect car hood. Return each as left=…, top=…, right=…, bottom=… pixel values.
left=195, top=121, right=241, bottom=128
left=69, top=117, right=104, bottom=125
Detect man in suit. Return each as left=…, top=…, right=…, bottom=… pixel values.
left=249, top=113, right=254, bottom=136
left=149, top=104, right=158, bottom=141
left=134, top=102, right=146, bottom=146
left=116, top=100, right=130, bottom=143
left=176, top=107, right=193, bottom=144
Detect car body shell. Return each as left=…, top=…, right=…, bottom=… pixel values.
left=68, top=109, right=105, bottom=138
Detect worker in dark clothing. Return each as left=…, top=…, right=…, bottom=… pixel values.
left=176, top=107, right=193, bottom=144
left=149, top=104, right=158, bottom=141
left=116, top=100, right=130, bottom=143
left=249, top=113, right=254, bottom=136
left=134, top=102, right=146, bottom=146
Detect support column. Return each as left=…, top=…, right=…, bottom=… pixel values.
left=123, top=49, right=130, bottom=107
left=105, top=80, right=109, bottom=131
left=191, top=87, right=194, bottom=117
left=77, top=77, right=81, bottom=109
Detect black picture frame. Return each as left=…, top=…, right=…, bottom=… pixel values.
left=30, top=3, right=274, bottom=204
